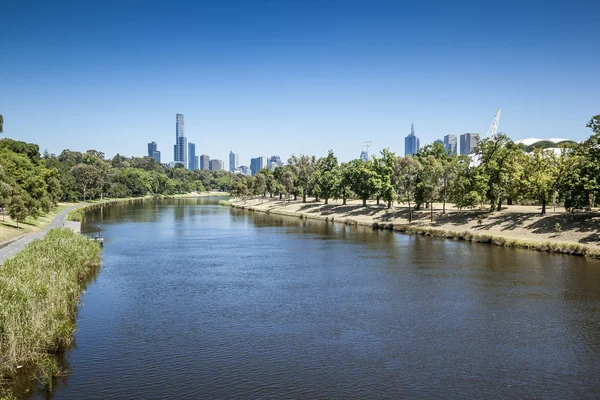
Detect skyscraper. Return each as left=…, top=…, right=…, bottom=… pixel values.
left=209, top=159, right=224, bottom=171
left=174, top=114, right=187, bottom=166
left=250, top=156, right=268, bottom=176
left=405, top=123, right=420, bottom=156
left=229, top=151, right=239, bottom=172
left=200, top=154, right=210, bottom=170
left=147, top=142, right=161, bottom=163
left=444, top=134, right=457, bottom=155
left=434, top=139, right=444, bottom=145
left=460, top=133, right=480, bottom=155
left=188, top=142, right=197, bottom=170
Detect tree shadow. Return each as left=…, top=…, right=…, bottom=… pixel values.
left=525, top=213, right=600, bottom=235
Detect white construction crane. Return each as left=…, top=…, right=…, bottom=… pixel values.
left=487, top=109, right=501, bottom=138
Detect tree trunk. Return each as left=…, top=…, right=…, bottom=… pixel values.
left=507, top=198, right=513, bottom=205
left=302, top=190, right=307, bottom=203
left=362, top=198, right=367, bottom=207
left=387, top=200, right=391, bottom=209
left=541, top=198, right=546, bottom=214
left=279, top=193, right=282, bottom=200
left=408, top=199, right=412, bottom=223
left=325, top=198, right=329, bottom=205
left=294, top=193, right=297, bottom=201
left=497, top=199, right=503, bottom=212
left=343, top=195, right=347, bottom=205
left=430, top=201, right=433, bottom=221
left=376, top=196, right=380, bottom=205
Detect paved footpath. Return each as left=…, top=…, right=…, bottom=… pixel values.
left=0, top=203, right=87, bottom=265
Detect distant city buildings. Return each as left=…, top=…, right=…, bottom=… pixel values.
left=250, top=156, right=268, bottom=175
left=360, top=150, right=369, bottom=162
left=229, top=151, right=239, bottom=172
left=239, top=165, right=251, bottom=175
left=147, top=141, right=161, bottom=163
left=460, top=133, right=480, bottom=155
left=174, top=113, right=187, bottom=167
left=434, top=139, right=443, bottom=145
left=270, top=155, right=283, bottom=167
left=444, top=134, right=457, bottom=155
left=209, top=159, right=224, bottom=171
left=200, top=154, right=210, bottom=170
left=405, top=123, right=420, bottom=156
left=188, top=142, right=198, bottom=170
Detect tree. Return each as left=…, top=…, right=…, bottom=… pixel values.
left=0, top=114, right=3, bottom=134
left=395, top=155, right=421, bottom=222
left=373, top=148, right=396, bottom=208
left=288, top=155, right=316, bottom=202
left=473, top=133, right=523, bottom=211
left=345, top=159, right=382, bottom=207
left=71, top=164, right=102, bottom=201
left=522, top=148, right=558, bottom=214
left=281, top=170, right=295, bottom=202
left=253, top=174, right=267, bottom=197
left=418, top=155, right=443, bottom=221
left=8, top=194, right=28, bottom=227
left=315, top=150, right=340, bottom=205
left=0, top=165, right=13, bottom=221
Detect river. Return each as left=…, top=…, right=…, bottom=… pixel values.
left=44, top=198, right=600, bottom=398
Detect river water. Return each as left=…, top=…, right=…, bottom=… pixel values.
left=45, top=198, right=600, bottom=398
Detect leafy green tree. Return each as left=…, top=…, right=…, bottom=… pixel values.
left=473, top=133, right=523, bottom=211
left=395, top=155, right=421, bottom=222
left=281, top=170, right=295, bottom=202
left=373, top=148, right=396, bottom=208
left=288, top=155, right=317, bottom=202
left=315, top=150, right=340, bottom=204
left=71, top=164, right=102, bottom=201
left=522, top=148, right=558, bottom=214
left=449, top=157, right=484, bottom=209
left=418, top=155, right=443, bottom=221
left=345, top=159, right=382, bottom=207
left=8, top=194, right=28, bottom=227
left=253, top=174, right=267, bottom=197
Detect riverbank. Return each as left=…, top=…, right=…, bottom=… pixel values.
left=226, top=197, right=600, bottom=259
left=0, top=229, right=101, bottom=388
left=164, top=191, right=230, bottom=198
left=0, top=203, right=78, bottom=244
left=65, top=196, right=153, bottom=222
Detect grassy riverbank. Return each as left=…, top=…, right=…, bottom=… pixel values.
left=0, top=203, right=77, bottom=243
left=227, top=197, right=600, bottom=259
left=0, top=229, right=101, bottom=383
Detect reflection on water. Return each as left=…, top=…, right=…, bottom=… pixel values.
left=28, top=197, right=600, bottom=399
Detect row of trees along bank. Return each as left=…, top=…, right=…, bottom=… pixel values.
left=230, top=114, right=600, bottom=220
left=0, top=114, right=598, bottom=226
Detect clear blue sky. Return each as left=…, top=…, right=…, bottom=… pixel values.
left=1, top=0, right=598, bottom=165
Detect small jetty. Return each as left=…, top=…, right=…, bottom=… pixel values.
left=91, top=234, right=104, bottom=247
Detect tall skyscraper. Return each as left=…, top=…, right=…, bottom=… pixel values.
left=209, top=159, right=224, bottom=171
left=250, top=156, right=268, bottom=176
left=229, top=151, right=239, bottom=172
left=460, top=133, right=480, bottom=155
left=147, top=142, right=161, bottom=163
left=200, top=154, right=210, bottom=170
left=188, top=142, right=197, bottom=170
left=405, top=123, right=420, bottom=156
left=174, top=114, right=187, bottom=166
left=434, top=139, right=444, bottom=145
left=444, top=134, right=457, bottom=155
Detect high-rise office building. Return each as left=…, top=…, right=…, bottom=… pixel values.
left=250, top=156, right=268, bottom=176
left=444, top=134, right=457, bottom=155
left=240, top=165, right=251, bottom=175
left=147, top=142, right=161, bottom=163
left=174, top=114, right=187, bottom=166
left=460, top=133, right=480, bottom=155
left=270, top=155, right=283, bottom=167
left=434, top=139, right=444, bottom=145
left=200, top=154, right=210, bottom=170
left=229, top=151, right=239, bottom=172
left=405, top=123, right=420, bottom=156
left=209, top=159, right=224, bottom=171
left=188, top=142, right=197, bottom=170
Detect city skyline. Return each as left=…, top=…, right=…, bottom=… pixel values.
left=1, top=1, right=598, bottom=163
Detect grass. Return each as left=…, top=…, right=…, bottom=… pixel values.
left=0, top=203, right=75, bottom=242
left=0, top=228, right=101, bottom=383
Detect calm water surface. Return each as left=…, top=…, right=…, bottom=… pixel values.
left=47, top=198, right=600, bottom=398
